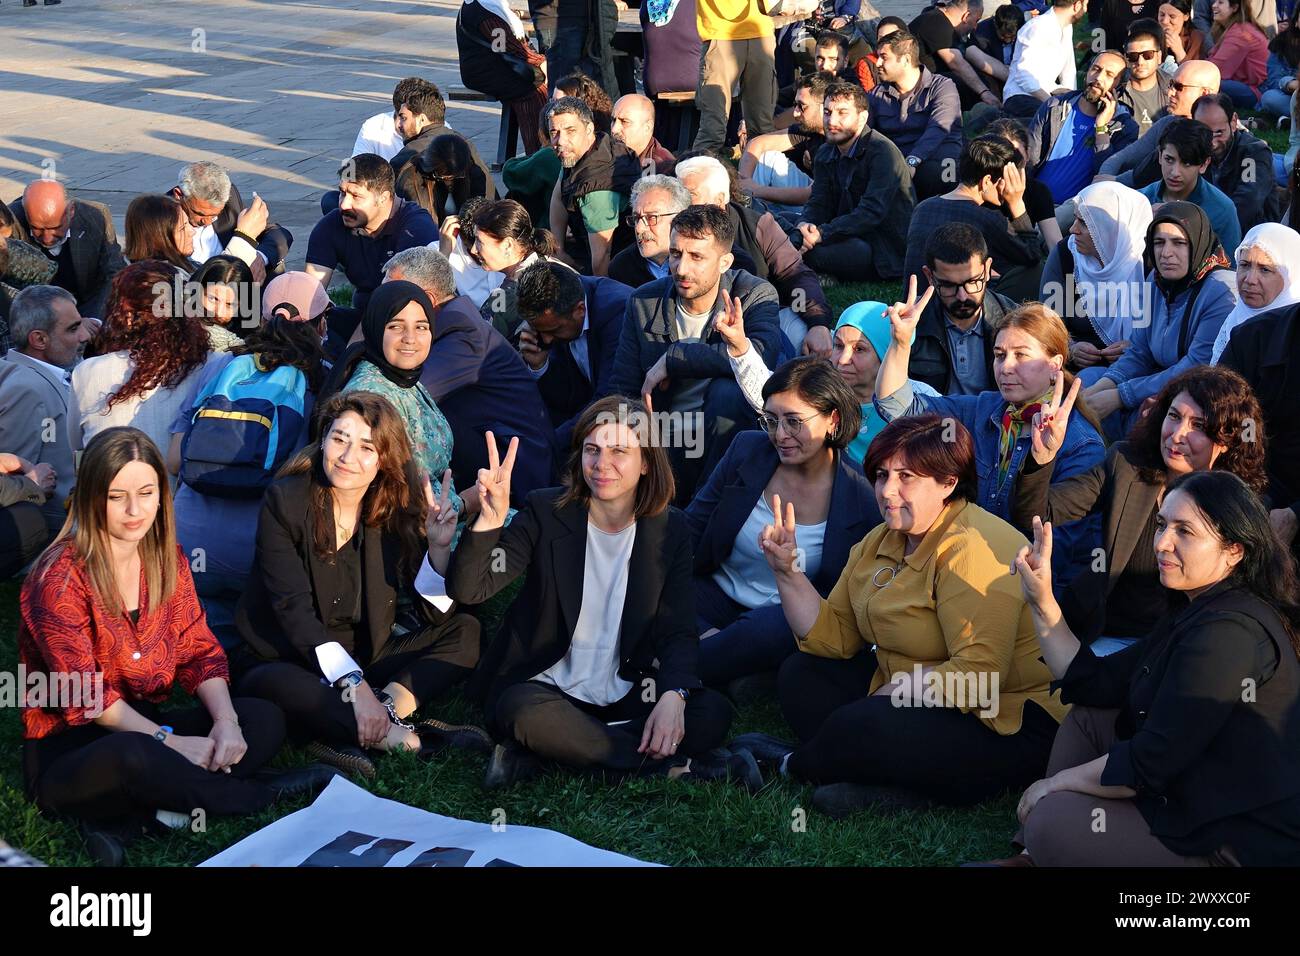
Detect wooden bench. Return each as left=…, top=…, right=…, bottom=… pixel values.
left=654, top=91, right=699, bottom=154
left=449, top=86, right=520, bottom=171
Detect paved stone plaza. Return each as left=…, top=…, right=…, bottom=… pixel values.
left=0, top=0, right=927, bottom=268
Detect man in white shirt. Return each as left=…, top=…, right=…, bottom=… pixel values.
left=1002, top=0, right=1088, bottom=118
left=350, top=77, right=427, bottom=160
left=0, top=285, right=88, bottom=534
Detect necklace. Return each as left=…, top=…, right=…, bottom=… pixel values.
left=872, top=561, right=904, bottom=588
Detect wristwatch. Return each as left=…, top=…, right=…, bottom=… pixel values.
left=334, top=670, right=364, bottom=691
left=153, top=724, right=172, bottom=744
left=906, top=156, right=921, bottom=169
left=668, top=687, right=692, bottom=702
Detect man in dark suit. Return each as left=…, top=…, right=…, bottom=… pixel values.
left=167, top=161, right=293, bottom=281
left=381, top=247, right=556, bottom=504
left=514, top=259, right=632, bottom=450
left=11, top=181, right=126, bottom=319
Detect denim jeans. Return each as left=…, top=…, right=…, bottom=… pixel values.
left=1261, top=87, right=1293, bottom=117
left=193, top=569, right=249, bottom=651
left=1219, top=79, right=1260, bottom=110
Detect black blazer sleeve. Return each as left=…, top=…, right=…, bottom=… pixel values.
left=647, top=509, right=702, bottom=693
left=1011, top=451, right=1108, bottom=538
left=248, top=482, right=335, bottom=663
left=445, top=492, right=543, bottom=605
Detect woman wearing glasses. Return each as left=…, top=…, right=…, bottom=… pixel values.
left=684, top=357, right=880, bottom=695
left=727, top=413, right=1069, bottom=819
left=875, top=289, right=1107, bottom=583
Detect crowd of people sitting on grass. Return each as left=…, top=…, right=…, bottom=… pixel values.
left=3, top=0, right=1300, bottom=868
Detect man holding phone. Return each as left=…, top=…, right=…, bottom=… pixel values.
left=1023, top=50, right=1139, bottom=205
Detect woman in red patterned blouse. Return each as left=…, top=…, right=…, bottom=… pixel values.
left=20, top=426, right=333, bottom=864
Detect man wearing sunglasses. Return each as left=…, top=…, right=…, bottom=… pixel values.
left=1116, top=20, right=1171, bottom=137
left=1095, top=58, right=1220, bottom=180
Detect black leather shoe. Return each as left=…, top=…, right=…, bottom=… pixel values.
left=305, top=740, right=377, bottom=779
left=416, top=718, right=493, bottom=758
left=483, top=741, right=544, bottom=789
left=254, top=763, right=341, bottom=802
left=79, top=823, right=126, bottom=868
left=726, top=732, right=795, bottom=767
left=679, top=747, right=764, bottom=794
left=811, top=782, right=936, bottom=819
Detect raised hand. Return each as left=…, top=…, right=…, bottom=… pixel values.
left=474, top=431, right=518, bottom=531
left=1030, top=372, right=1080, bottom=465
left=1011, top=516, right=1054, bottom=611
left=886, top=274, right=933, bottom=348
left=758, top=493, right=801, bottom=575
left=235, top=193, right=269, bottom=239
left=424, top=468, right=458, bottom=552
left=997, top=161, right=1027, bottom=215
left=715, top=287, right=748, bottom=358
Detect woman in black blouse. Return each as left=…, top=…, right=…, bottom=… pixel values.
left=979, top=469, right=1300, bottom=866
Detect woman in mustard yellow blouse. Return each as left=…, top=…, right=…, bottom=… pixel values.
left=731, top=413, right=1070, bottom=819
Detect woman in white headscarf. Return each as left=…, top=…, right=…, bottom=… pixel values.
left=1210, top=222, right=1300, bottom=364
left=1039, top=182, right=1153, bottom=377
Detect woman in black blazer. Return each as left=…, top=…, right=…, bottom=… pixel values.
left=445, top=395, right=755, bottom=791
left=234, top=391, right=485, bottom=780
left=1011, top=366, right=1269, bottom=654
left=982, top=469, right=1300, bottom=866
left=686, top=357, right=881, bottom=690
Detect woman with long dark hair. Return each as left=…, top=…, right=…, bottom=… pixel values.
left=1012, top=364, right=1269, bottom=654
left=235, top=391, right=486, bottom=780
left=19, top=427, right=332, bottom=866
left=72, top=260, right=218, bottom=455
left=1158, top=0, right=1208, bottom=65
left=979, top=470, right=1300, bottom=866
left=123, top=194, right=196, bottom=274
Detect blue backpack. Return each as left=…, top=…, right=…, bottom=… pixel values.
left=180, top=354, right=308, bottom=499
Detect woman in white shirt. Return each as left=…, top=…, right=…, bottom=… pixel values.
left=445, top=395, right=759, bottom=790
left=72, top=260, right=221, bottom=456
left=469, top=198, right=560, bottom=335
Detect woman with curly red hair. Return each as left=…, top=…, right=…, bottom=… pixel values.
left=71, top=260, right=218, bottom=455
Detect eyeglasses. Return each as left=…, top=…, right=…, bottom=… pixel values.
left=930, top=274, right=988, bottom=295
left=625, top=211, right=677, bottom=229
left=757, top=411, right=821, bottom=436
left=1126, top=49, right=1159, bottom=62
left=1170, top=80, right=1205, bottom=94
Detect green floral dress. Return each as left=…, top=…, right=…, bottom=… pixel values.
left=342, top=360, right=463, bottom=515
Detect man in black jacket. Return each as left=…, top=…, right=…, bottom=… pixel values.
left=1191, top=93, right=1280, bottom=235
left=388, top=80, right=494, bottom=205
left=168, top=161, right=293, bottom=281
left=608, top=204, right=782, bottom=502
left=793, top=82, right=916, bottom=281
left=11, top=181, right=126, bottom=319
left=1218, top=304, right=1300, bottom=555
left=909, top=222, right=1016, bottom=395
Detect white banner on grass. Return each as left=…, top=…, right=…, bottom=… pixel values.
left=200, top=776, right=659, bottom=867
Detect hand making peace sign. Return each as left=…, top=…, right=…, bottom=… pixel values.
left=758, top=493, right=802, bottom=575
left=424, top=468, right=458, bottom=551
left=474, top=431, right=519, bottom=532
left=1029, top=372, right=1081, bottom=466
left=886, top=275, right=934, bottom=349
left=1011, top=515, right=1054, bottom=612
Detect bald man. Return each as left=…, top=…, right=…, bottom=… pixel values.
left=1095, top=60, right=1221, bottom=183
left=10, top=181, right=127, bottom=319
left=611, top=94, right=676, bottom=177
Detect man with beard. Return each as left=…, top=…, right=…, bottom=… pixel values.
left=1116, top=19, right=1171, bottom=136
left=1024, top=50, right=1138, bottom=204
left=304, top=153, right=439, bottom=348
left=868, top=30, right=964, bottom=201
left=608, top=204, right=781, bottom=503
left=738, top=71, right=833, bottom=223
left=547, top=97, right=640, bottom=277
left=608, top=175, right=693, bottom=288
left=388, top=81, right=493, bottom=202
left=1191, top=91, right=1279, bottom=233
left=907, top=223, right=1016, bottom=395
left=794, top=82, right=915, bottom=282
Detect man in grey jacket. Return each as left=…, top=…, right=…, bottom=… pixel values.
left=608, top=204, right=782, bottom=503
left=0, top=284, right=88, bottom=535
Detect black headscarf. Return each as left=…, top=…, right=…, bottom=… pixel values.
left=1144, top=201, right=1231, bottom=303
left=316, top=279, right=438, bottom=415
